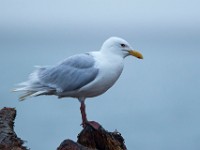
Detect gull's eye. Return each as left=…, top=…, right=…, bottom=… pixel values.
left=120, top=44, right=126, bottom=47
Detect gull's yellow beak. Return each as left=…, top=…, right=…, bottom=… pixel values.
left=128, top=50, right=143, bottom=59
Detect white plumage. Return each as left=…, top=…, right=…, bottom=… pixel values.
left=13, top=36, right=143, bottom=128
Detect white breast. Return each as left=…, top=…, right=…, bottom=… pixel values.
left=77, top=52, right=124, bottom=97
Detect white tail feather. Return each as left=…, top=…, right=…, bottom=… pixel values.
left=13, top=66, right=54, bottom=100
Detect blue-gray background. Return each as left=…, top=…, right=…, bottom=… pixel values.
left=1, top=0, right=200, bottom=150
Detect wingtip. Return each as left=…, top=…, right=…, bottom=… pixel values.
left=11, top=88, right=16, bottom=92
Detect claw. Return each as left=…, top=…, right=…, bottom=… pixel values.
left=81, top=121, right=101, bottom=130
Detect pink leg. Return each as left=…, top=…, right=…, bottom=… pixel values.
left=79, top=100, right=101, bottom=130
left=80, top=100, right=87, bottom=127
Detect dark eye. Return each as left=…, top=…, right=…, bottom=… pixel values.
left=120, top=44, right=126, bottom=47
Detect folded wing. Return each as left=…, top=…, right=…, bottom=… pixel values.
left=14, top=53, right=99, bottom=100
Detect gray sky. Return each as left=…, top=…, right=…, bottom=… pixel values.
left=1, top=0, right=200, bottom=150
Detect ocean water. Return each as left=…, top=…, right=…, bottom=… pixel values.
left=0, top=0, right=200, bottom=149
left=1, top=29, right=200, bottom=150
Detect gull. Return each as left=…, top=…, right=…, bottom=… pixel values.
left=14, top=37, right=143, bottom=129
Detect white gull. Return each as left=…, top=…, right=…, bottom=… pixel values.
left=14, top=36, right=143, bottom=129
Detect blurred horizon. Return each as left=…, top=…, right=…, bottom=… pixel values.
left=1, top=0, right=200, bottom=150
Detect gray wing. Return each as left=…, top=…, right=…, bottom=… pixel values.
left=38, top=53, right=99, bottom=92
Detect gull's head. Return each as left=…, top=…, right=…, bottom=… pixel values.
left=100, top=37, right=143, bottom=59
